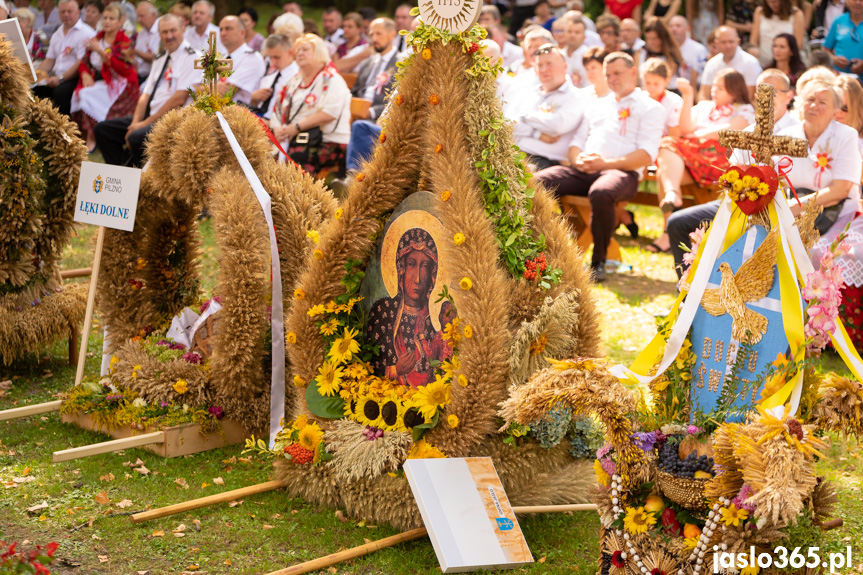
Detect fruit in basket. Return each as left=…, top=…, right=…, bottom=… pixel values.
left=658, top=437, right=716, bottom=478
left=660, top=508, right=681, bottom=536
left=644, top=495, right=666, bottom=513
left=694, top=470, right=713, bottom=479
left=678, top=435, right=714, bottom=460
left=683, top=523, right=702, bottom=539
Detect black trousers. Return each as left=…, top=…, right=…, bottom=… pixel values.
left=32, top=77, right=77, bottom=116
left=93, top=117, right=153, bottom=167
left=667, top=200, right=720, bottom=278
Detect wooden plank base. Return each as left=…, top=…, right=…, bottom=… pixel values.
left=58, top=412, right=249, bottom=459
left=0, top=400, right=62, bottom=421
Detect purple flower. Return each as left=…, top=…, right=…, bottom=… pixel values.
left=732, top=484, right=756, bottom=511
left=160, top=401, right=170, bottom=408
left=208, top=406, right=224, bottom=420
left=156, top=340, right=170, bottom=346
left=182, top=351, right=203, bottom=364
left=632, top=431, right=658, bottom=452
left=600, top=458, right=617, bottom=477
left=168, top=342, right=186, bottom=350
left=687, top=425, right=702, bottom=435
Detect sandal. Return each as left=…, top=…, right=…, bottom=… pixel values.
left=617, top=210, right=639, bottom=238
left=660, top=191, right=682, bottom=214
left=645, top=242, right=670, bottom=254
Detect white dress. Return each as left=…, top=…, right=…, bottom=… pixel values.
left=757, top=14, right=795, bottom=66
left=70, top=38, right=128, bottom=123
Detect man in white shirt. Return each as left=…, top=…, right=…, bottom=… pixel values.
left=535, top=52, right=664, bottom=281
left=134, top=1, right=161, bottom=84
left=486, top=23, right=523, bottom=69
left=34, top=0, right=61, bottom=38
left=669, top=15, right=708, bottom=79
left=94, top=14, right=202, bottom=167
left=502, top=28, right=555, bottom=116
left=250, top=33, right=298, bottom=119
left=562, top=12, right=589, bottom=86
left=322, top=7, right=345, bottom=47
left=699, top=26, right=762, bottom=101
left=185, top=0, right=223, bottom=54
left=216, top=16, right=266, bottom=106
left=512, top=46, right=587, bottom=170
left=393, top=3, right=412, bottom=52
left=620, top=18, right=645, bottom=52
left=351, top=18, right=401, bottom=121
left=33, top=0, right=96, bottom=116
left=668, top=70, right=799, bottom=277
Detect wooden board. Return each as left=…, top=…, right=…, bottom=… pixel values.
left=59, top=412, right=248, bottom=458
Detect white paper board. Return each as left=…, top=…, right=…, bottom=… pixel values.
left=0, top=17, right=37, bottom=82
left=404, top=457, right=533, bottom=573
left=74, top=161, right=141, bottom=232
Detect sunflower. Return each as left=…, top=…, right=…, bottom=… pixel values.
left=315, top=361, right=344, bottom=396
left=292, top=414, right=309, bottom=429
left=408, top=439, right=446, bottom=459
left=343, top=362, right=368, bottom=379
left=307, top=304, right=325, bottom=317
left=410, top=377, right=451, bottom=421
left=329, top=327, right=360, bottom=364
left=720, top=504, right=749, bottom=527
left=356, top=396, right=383, bottom=427
left=623, top=506, right=656, bottom=535
left=297, top=423, right=324, bottom=452
left=320, top=319, right=340, bottom=336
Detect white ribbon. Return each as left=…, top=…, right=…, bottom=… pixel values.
left=610, top=196, right=736, bottom=384
left=216, top=112, right=286, bottom=448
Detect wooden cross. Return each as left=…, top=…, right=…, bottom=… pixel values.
left=194, top=31, right=233, bottom=98
left=718, top=83, right=808, bottom=167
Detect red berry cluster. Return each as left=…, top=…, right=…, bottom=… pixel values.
left=522, top=252, right=548, bottom=281
left=786, top=418, right=803, bottom=440
left=467, top=42, right=480, bottom=54
left=127, top=278, right=143, bottom=290
left=284, top=443, right=314, bottom=464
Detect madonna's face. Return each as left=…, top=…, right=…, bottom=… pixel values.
left=402, top=250, right=434, bottom=307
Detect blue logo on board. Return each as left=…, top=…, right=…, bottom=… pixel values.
left=496, top=518, right=513, bottom=531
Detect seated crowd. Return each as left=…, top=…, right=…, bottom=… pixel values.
left=11, top=0, right=863, bottom=299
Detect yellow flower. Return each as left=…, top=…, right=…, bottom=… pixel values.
left=733, top=180, right=744, bottom=193
left=294, top=288, right=305, bottom=300
left=293, top=374, right=306, bottom=387
left=334, top=208, right=343, bottom=219
left=136, top=258, right=146, bottom=270
left=329, top=327, right=361, bottom=364
left=395, top=94, right=404, bottom=106
left=133, top=364, right=142, bottom=371
left=720, top=504, right=749, bottom=527
left=410, top=377, right=452, bottom=420
left=408, top=439, right=446, bottom=459
left=292, top=414, right=309, bottom=429
left=173, top=379, right=188, bottom=395
left=757, top=182, right=769, bottom=196
left=286, top=331, right=297, bottom=344
left=297, top=422, right=324, bottom=451
left=457, top=373, right=468, bottom=387
left=110, top=356, right=119, bottom=371
left=725, top=169, right=739, bottom=182
left=421, top=48, right=432, bottom=60
left=356, top=172, right=365, bottom=182
left=447, top=414, right=459, bottom=427
left=313, top=249, right=324, bottom=260
left=429, top=94, right=440, bottom=105
left=307, top=304, right=325, bottom=317
left=683, top=536, right=699, bottom=550
left=741, top=175, right=754, bottom=188
left=441, top=189, right=451, bottom=202
left=459, top=276, right=473, bottom=290
left=594, top=459, right=609, bottom=487
left=442, top=321, right=462, bottom=345
left=319, top=319, right=340, bottom=336
left=453, top=233, right=465, bottom=245
left=325, top=300, right=340, bottom=314
left=746, top=191, right=758, bottom=201
left=315, top=361, right=344, bottom=396
left=623, top=506, right=656, bottom=535
left=463, top=325, right=473, bottom=338
left=740, top=565, right=760, bottom=575
left=434, top=143, right=443, bottom=154
left=529, top=334, right=548, bottom=355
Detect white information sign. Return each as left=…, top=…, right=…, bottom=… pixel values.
left=74, top=161, right=141, bottom=232
left=404, top=457, right=533, bottom=573
left=0, top=18, right=37, bottom=82
left=418, top=0, right=480, bottom=33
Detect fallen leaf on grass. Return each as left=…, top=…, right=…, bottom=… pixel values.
left=151, top=530, right=164, bottom=538
left=137, top=571, right=150, bottom=574
left=192, top=519, right=201, bottom=532
left=38, top=515, right=47, bottom=522
left=335, top=510, right=348, bottom=523
left=26, top=501, right=49, bottom=514
left=98, top=555, right=109, bottom=563
left=538, top=556, right=547, bottom=564
left=173, top=532, right=186, bottom=538
left=0, top=380, right=12, bottom=391
left=262, top=524, right=274, bottom=530
left=327, top=568, right=337, bottom=573
left=227, top=500, right=243, bottom=508
left=185, top=565, right=199, bottom=571
left=237, top=457, right=252, bottom=464
left=174, top=478, right=189, bottom=489
left=272, top=513, right=282, bottom=519
left=99, top=473, right=115, bottom=482
left=363, top=538, right=371, bottom=544
left=223, top=559, right=232, bottom=566
left=91, top=534, right=101, bottom=540
left=134, top=466, right=150, bottom=476
left=173, top=524, right=186, bottom=533
left=94, top=492, right=110, bottom=506
left=222, top=456, right=237, bottom=464
left=116, top=499, right=133, bottom=509
left=200, top=482, right=209, bottom=489
left=212, top=477, right=224, bottom=485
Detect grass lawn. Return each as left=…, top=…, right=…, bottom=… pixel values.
left=1, top=206, right=860, bottom=574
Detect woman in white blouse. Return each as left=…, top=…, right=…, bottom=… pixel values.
left=776, top=78, right=862, bottom=233
left=271, top=34, right=351, bottom=178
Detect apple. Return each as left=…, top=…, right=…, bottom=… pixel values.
left=644, top=495, right=666, bottom=513
left=661, top=508, right=681, bottom=536
left=683, top=523, right=702, bottom=539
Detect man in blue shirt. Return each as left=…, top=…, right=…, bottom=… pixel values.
left=824, top=0, right=863, bottom=79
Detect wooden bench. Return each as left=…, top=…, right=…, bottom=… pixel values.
left=557, top=167, right=720, bottom=260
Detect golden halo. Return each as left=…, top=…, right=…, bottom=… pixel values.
left=379, top=209, right=448, bottom=331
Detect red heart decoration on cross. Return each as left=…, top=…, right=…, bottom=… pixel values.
left=725, top=165, right=779, bottom=216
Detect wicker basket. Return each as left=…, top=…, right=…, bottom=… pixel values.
left=655, top=467, right=709, bottom=511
